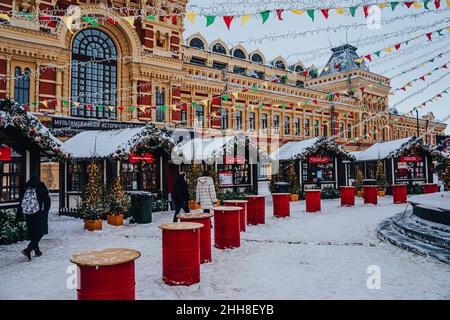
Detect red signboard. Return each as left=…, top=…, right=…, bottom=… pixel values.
left=0, top=147, right=12, bottom=161
left=225, top=155, right=245, bottom=164
left=308, top=156, right=330, bottom=164
left=129, top=153, right=154, bottom=164
left=399, top=156, right=422, bottom=163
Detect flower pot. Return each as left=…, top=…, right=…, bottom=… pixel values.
left=107, top=214, right=124, bottom=226
left=189, top=200, right=201, bottom=210
left=216, top=200, right=221, bottom=206
left=356, top=191, right=364, bottom=197
left=84, top=219, right=102, bottom=231
left=378, top=191, right=386, bottom=197
left=290, top=194, right=299, bottom=202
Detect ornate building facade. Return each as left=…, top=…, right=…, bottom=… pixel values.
left=0, top=0, right=446, bottom=154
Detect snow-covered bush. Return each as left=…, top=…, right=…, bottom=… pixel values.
left=0, top=208, right=27, bottom=245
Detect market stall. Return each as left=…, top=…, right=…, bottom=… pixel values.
left=178, top=134, right=268, bottom=194
left=352, top=136, right=446, bottom=190
left=59, top=125, right=177, bottom=210
left=0, top=99, right=67, bottom=209
left=270, top=137, right=355, bottom=191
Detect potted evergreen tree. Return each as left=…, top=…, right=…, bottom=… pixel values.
left=107, top=176, right=128, bottom=226
left=82, top=162, right=104, bottom=231
left=287, top=163, right=300, bottom=201
left=376, top=160, right=388, bottom=197
left=186, top=163, right=202, bottom=210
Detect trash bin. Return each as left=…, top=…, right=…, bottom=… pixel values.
left=362, top=179, right=377, bottom=186
left=274, top=182, right=290, bottom=193
left=128, top=191, right=154, bottom=224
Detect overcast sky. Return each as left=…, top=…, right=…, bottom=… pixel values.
left=183, top=0, right=450, bottom=134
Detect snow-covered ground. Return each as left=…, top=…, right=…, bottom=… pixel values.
left=1, top=184, right=449, bottom=300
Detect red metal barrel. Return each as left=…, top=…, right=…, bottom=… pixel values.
left=305, top=190, right=321, bottom=212
left=363, top=185, right=378, bottom=205
left=159, top=222, right=203, bottom=286
left=213, top=206, right=241, bottom=249
left=70, top=248, right=141, bottom=300
left=392, top=184, right=407, bottom=204
left=178, top=213, right=213, bottom=263
left=272, top=193, right=291, bottom=218
left=244, top=195, right=266, bottom=225
left=223, top=200, right=248, bottom=232
left=340, top=186, right=355, bottom=207
left=423, top=183, right=438, bottom=194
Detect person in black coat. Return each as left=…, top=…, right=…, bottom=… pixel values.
left=172, top=172, right=190, bottom=222
left=17, top=173, right=51, bottom=261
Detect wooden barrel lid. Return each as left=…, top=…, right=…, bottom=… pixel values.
left=222, top=200, right=248, bottom=203
left=305, top=189, right=321, bottom=192
left=244, top=195, right=265, bottom=198
left=70, top=248, right=141, bottom=267
left=159, top=222, right=204, bottom=231
left=363, top=185, right=378, bottom=188
left=392, top=184, right=407, bottom=187
left=213, top=206, right=242, bottom=212
left=271, top=193, right=290, bottom=195
left=177, top=212, right=213, bottom=220
left=423, top=183, right=437, bottom=185
left=340, top=186, right=356, bottom=188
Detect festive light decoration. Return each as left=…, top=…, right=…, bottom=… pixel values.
left=81, top=162, right=105, bottom=220
left=390, top=62, right=449, bottom=93
left=0, top=99, right=69, bottom=161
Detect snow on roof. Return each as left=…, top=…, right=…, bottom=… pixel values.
left=353, top=137, right=413, bottom=162
left=270, top=137, right=319, bottom=161
left=179, top=134, right=269, bottom=162
left=62, top=127, right=146, bottom=159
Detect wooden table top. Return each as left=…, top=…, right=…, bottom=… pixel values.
left=159, top=222, right=204, bottom=231
left=177, top=212, right=213, bottom=219
left=70, top=248, right=141, bottom=267
left=213, top=206, right=242, bottom=212
left=222, top=200, right=249, bottom=203
left=244, top=195, right=266, bottom=198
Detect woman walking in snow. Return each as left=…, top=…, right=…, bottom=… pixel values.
left=196, top=169, right=217, bottom=213
left=18, top=173, right=51, bottom=261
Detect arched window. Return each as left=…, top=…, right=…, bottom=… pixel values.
left=251, top=54, right=263, bottom=64
left=189, top=38, right=205, bottom=50
left=295, top=65, right=304, bottom=73
left=71, top=29, right=117, bottom=119
left=274, top=60, right=286, bottom=70
left=212, top=43, right=226, bottom=54
left=233, top=48, right=246, bottom=60
left=14, top=67, right=30, bottom=105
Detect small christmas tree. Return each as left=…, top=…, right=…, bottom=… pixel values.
left=108, top=176, right=128, bottom=215
left=287, top=162, right=300, bottom=195
left=376, top=160, right=388, bottom=191
left=186, top=163, right=203, bottom=200
left=355, top=168, right=364, bottom=192
left=81, top=162, right=104, bottom=220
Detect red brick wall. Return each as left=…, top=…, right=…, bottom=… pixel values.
left=138, top=81, right=152, bottom=118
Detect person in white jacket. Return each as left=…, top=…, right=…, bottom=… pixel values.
left=196, top=170, right=218, bottom=213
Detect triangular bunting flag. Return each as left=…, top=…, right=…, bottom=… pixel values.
left=185, top=12, right=197, bottom=25
left=241, top=15, right=251, bottom=27
left=321, top=9, right=330, bottom=19
left=223, top=16, right=234, bottom=30
left=424, top=0, right=431, bottom=9
left=124, top=16, right=135, bottom=28
left=306, top=9, right=315, bottom=21
left=260, top=10, right=270, bottom=23
left=350, top=7, right=357, bottom=16
left=291, top=10, right=305, bottom=15
left=385, top=47, right=392, bottom=53
left=413, top=2, right=423, bottom=8
left=404, top=2, right=414, bottom=8
left=391, top=2, right=400, bottom=10
left=435, top=0, right=441, bottom=9
left=206, top=15, right=216, bottom=27
left=363, top=6, right=369, bottom=18
left=335, top=8, right=345, bottom=14
left=374, top=51, right=381, bottom=57
left=394, top=43, right=401, bottom=50
left=276, top=9, right=284, bottom=20
left=365, top=54, right=372, bottom=62
left=426, top=32, right=432, bottom=40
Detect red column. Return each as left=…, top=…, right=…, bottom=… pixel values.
left=223, top=200, right=248, bottom=232
left=272, top=193, right=291, bottom=218
left=392, top=184, right=407, bottom=204
left=305, top=190, right=321, bottom=212
left=213, top=206, right=241, bottom=249
left=340, top=186, right=355, bottom=207
left=159, top=222, right=203, bottom=286
left=178, top=213, right=213, bottom=263
left=363, top=185, right=378, bottom=205
left=423, top=183, right=438, bottom=194
left=244, top=195, right=266, bottom=225
left=70, top=248, right=141, bottom=300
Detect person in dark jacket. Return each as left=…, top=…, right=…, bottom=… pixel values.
left=172, top=172, right=190, bottom=222
left=17, top=173, right=51, bottom=261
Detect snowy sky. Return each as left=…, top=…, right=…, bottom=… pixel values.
left=183, top=0, right=450, bottom=134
